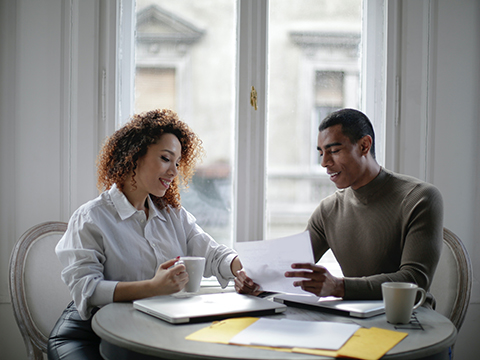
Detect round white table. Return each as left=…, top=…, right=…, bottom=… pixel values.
left=92, top=295, right=456, bottom=360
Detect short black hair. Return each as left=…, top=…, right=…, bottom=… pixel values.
left=319, top=108, right=376, bottom=159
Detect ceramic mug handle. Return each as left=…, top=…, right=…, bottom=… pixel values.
left=412, top=288, right=427, bottom=310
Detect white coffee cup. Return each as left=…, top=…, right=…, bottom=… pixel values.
left=177, top=256, right=205, bottom=293
left=381, top=282, right=427, bottom=324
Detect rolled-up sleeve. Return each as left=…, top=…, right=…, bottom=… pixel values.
left=56, top=212, right=118, bottom=320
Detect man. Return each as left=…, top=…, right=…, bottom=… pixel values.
left=282, top=108, right=444, bottom=306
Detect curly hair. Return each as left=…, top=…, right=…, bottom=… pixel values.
left=96, top=109, right=204, bottom=209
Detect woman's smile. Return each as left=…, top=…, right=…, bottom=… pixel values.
left=159, top=178, right=171, bottom=189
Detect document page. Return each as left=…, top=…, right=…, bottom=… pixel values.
left=229, top=318, right=360, bottom=350
left=235, top=231, right=314, bottom=294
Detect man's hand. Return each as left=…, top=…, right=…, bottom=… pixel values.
left=285, top=263, right=345, bottom=298
left=234, top=269, right=262, bottom=296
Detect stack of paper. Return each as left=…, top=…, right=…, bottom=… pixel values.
left=229, top=318, right=359, bottom=350
left=186, top=317, right=408, bottom=360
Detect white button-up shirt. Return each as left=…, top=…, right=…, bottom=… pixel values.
left=56, top=184, right=237, bottom=319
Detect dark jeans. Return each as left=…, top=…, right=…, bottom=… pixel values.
left=47, top=301, right=102, bottom=360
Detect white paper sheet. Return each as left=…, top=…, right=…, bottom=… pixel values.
left=229, top=318, right=360, bottom=350
left=235, top=231, right=314, bottom=294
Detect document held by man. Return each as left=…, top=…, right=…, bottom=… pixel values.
left=235, top=231, right=314, bottom=294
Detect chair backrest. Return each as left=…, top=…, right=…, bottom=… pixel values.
left=9, top=221, right=71, bottom=360
left=430, top=228, right=472, bottom=331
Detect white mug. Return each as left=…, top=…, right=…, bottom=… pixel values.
left=177, top=256, right=205, bottom=293
left=381, top=282, right=427, bottom=324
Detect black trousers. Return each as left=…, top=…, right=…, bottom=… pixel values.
left=47, top=301, right=103, bottom=360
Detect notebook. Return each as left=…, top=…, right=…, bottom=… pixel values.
left=274, top=293, right=385, bottom=318
left=133, top=292, right=287, bottom=324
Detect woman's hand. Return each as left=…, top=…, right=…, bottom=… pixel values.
left=234, top=269, right=262, bottom=296
left=230, top=256, right=262, bottom=296
left=151, top=258, right=189, bottom=295
left=285, top=263, right=345, bottom=298
left=113, top=257, right=189, bottom=302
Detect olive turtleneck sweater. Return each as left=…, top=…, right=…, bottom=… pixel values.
left=307, top=167, right=443, bottom=306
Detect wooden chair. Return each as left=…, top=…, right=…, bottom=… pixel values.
left=9, top=221, right=70, bottom=360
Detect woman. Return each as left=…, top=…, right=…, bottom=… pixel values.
left=47, top=109, right=255, bottom=359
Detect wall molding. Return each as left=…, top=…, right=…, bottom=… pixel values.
left=420, top=0, right=437, bottom=184
left=0, top=0, right=17, bottom=303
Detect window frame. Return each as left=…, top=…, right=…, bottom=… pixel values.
left=235, top=0, right=268, bottom=242
left=361, top=0, right=388, bottom=167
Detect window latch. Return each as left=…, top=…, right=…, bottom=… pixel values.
left=250, top=86, right=258, bottom=111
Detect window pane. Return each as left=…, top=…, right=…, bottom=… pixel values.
left=316, top=71, right=344, bottom=106
left=134, top=0, right=236, bottom=247
left=267, top=0, right=362, bottom=274
left=135, top=68, right=176, bottom=111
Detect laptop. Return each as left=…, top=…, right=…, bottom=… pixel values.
left=133, top=292, right=287, bottom=324
left=274, top=293, right=385, bottom=318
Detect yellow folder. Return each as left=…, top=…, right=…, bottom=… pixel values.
left=293, top=327, right=408, bottom=359
left=185, top=317, right=259, bottom=344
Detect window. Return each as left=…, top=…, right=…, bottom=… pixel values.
left=124, top=1, right=376, bottom=270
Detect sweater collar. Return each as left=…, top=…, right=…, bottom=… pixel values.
left=350, top=167, right=389, bottom=204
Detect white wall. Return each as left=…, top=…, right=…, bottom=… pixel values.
left=437, top=0, right=480, bottom=357
left=389, top=1, right=480, bottom=359
left=0, top=0, right=105, bottom=359
left=0, top=0, right=479, bottom=359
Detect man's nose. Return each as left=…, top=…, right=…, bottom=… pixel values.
left=320, top=153, right=331, bottom=168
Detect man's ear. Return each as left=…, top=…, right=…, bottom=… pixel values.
left=359, top=135, right=373, bottom=156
